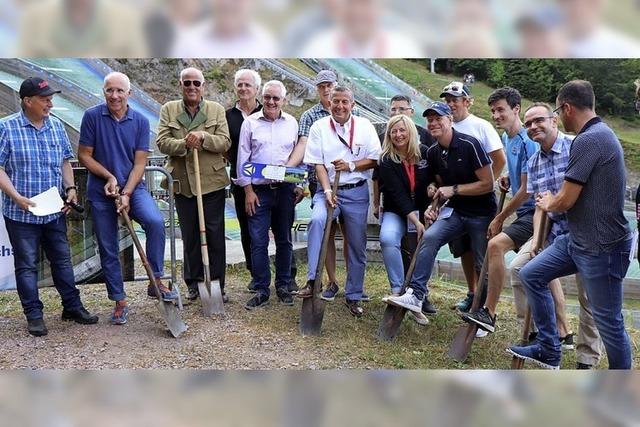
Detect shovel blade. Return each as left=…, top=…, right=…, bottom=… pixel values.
left=377, top=304, right=407, bottom=341
left=209, top=279, right=225, bottom=315
left=156, top=300, right=188, bottom=338
left=198, top=280, right=216, bottom=317
left=299, top=295, right=326, bottom=336
left=448, top=323, right=478, bottom=363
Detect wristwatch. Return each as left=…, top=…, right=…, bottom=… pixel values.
left=348, top=161, right=356, bottom=172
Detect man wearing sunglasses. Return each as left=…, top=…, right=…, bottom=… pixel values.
left=509, top=80, right=633, bottom=369
left=440, top=81, right=506, bottom=315
left=237, top=80, right=300, bottom=310
left=157, top=67, right=231, bottom=304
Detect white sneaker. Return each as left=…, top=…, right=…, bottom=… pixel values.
left=408, top=311, right=429, bottom=326
left=385, top=288, right=422, bottom=313
left=476, top=329, right=488, bottom=338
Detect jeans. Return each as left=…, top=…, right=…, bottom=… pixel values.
left=90, top=189, right=165, bottom=301
left=519, top=233, right=632, bottom=369
left=380, top=212, right=407, bottom=294
left=4, top=215, right=81, bottom=320
left=307, top=184, right=369, bottom=301
left=247, top=184, right=295, bottom=297
left=409, top=210, right=491, bottom=301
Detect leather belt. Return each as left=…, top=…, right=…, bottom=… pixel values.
left=337, top=180, right=366, bottom=190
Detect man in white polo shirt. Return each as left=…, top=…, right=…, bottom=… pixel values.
left=297, top=86, right=380, bottom=317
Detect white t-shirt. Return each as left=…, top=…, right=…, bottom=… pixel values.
left=453, top=114, right=503, bottom=155
left=304, top=115, right=381, bottom=185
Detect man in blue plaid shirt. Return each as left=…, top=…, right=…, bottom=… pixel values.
left=0, top=77, right=98, bottom=337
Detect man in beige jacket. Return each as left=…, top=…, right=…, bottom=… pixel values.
left=157, top=67, right=231, bottom=301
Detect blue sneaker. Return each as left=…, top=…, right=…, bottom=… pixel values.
left=147, top=282, right=179, bottom=302
left=506, top=343, right=560, bottom=370
left=320, top=282, right=339, bottom=301
left=110, top=304, right=129, bottom=325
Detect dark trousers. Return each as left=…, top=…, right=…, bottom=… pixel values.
left=4, top=216, right=81, bottom=320
left=232, top=183, right=253, bottom=274
left=247, top=183, right=295, bottom=297
left=176, top=189, right=226, bottom=291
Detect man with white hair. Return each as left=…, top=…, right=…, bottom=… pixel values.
left=157, top=66, right=231, bottom=302
left=237, top=80, right=301, bottom=310
left=78, top=71, right=177, bottom=326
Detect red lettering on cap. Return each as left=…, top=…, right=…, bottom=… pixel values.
left=38, top=81, right=49, bottom=89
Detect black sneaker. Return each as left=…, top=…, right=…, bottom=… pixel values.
left=454, top=292, right=474, bottom=313
left=462, top=307, right=495, bottom=333
left=345, top=299, right=364, bottom=317
left=186, top=286, right=199, bottom=301
left=276, top=288, right=294, bottom=306
left=422, top=297, right=437, bottom=315
left=288, top=281, right=299, bottom=295
left=244, top=293, right=269, bottom=310
left=27, top=318, right=48, bottom=337
left=576, top=362, right=592, bottom=369
left=560, top=333, right=575, bottom=351
left=247, top=279, right=257, bottom=293
left=61, top=307, right=99, bottom=325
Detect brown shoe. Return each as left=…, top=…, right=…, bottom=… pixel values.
left=296, top=280, right=315, bottom=299
left=345, top=299, right=364, bottom=317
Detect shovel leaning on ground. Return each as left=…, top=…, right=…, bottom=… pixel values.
left=299, top=171, right=341, bottom=336
left=377, top=198, right=444, bottom=341
left=447, top=189, right=507, bottom=363
left=511, top=213, right=550, bottom=369
left=192, top=148, right=225, bottom=316
left=118, top=199, right=187, bottom=338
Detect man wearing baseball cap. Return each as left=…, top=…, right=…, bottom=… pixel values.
left=385, top=101, right=496, bottom=316
left=440, top=81, right=506, bottom=314
left=0, top=77, right=99, bottom=336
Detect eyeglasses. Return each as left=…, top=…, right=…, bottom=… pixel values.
left=524, top=116, right=554, bottom=128
left=552, top=104, right=565, bottom=115
left=182, top=80, right=203, bottom=87
left=443, top=84, right=469, bottom=97
left=390, top=107, right=412, bottom=113
left=263, top=95, right=282, bottom=102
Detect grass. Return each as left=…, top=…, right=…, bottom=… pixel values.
left=374, top=59, right=640, bottom=173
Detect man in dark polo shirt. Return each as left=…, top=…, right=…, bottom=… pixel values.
left=79, top=72, right=177, bottom=326
left=385, top=101, right=496, bottom=314
left=508, top=80, right=633, bottom=369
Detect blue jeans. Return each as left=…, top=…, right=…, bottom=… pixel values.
left=90, top=189, right=165, bottom=301
left=519, top=233, right=632, bottom=369
left=380, top=212, right=407, bottom=294
left=247, top=184, right=295, bottom=297
left=409, top=210, right=491, bottom=301
left=307, top=183, right=369, bottom=301
left=4, top=215, right=81, bottom=320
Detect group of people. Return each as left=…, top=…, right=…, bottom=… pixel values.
left=1, top=67, right=637, bottom=371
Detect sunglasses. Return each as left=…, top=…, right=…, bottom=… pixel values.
left=443, top=84, right=469, bottom=97
left=263, top=95, right=282, bottom=102
left=524, top=116, right=554, bottom=128
left=182, top=80, right=203, bottom=87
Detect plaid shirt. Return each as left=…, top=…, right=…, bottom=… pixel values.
left=526, top=131, right=573, bottom=240
left=0, top=111, right=73, bottom=224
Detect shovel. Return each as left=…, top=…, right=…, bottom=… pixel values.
left=193, top=148, right=225, bottom=316
left=377, top=198, right=444, bottom=341
left=448, top=189, right=507, bottom=363
left=299, top=171, right=341, bottom=336
left=119, top=200, right=187, bottom=338
left=512, top=213, right=550, bottom=369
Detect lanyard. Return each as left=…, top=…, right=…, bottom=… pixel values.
left=402, top=160, right=416, bottom=196
left=330, top=117, right=355, bottom=153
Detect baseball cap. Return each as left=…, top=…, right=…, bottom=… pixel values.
left=314, top=70, right=337, bottom=85
left=439, top=81, right=471, bottom=98
left=19, top=77, right=61, bottom=99
left=422, top=101, right=452, bottom=117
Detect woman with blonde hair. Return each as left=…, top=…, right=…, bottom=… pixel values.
left=378, top=115, right=431, bottom=310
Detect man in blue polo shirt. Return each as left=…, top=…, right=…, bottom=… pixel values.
left=462, top=87, right=539, bottom=333
left=0, top=77, right=98, bottom=336
left=78, top=72, right=177, bottom=326
left=509, top=80, right=633, bottom=369
left=386, top=101, right=496, bottom=314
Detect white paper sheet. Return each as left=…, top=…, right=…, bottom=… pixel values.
left=28, top=187, right=64, bottom=216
